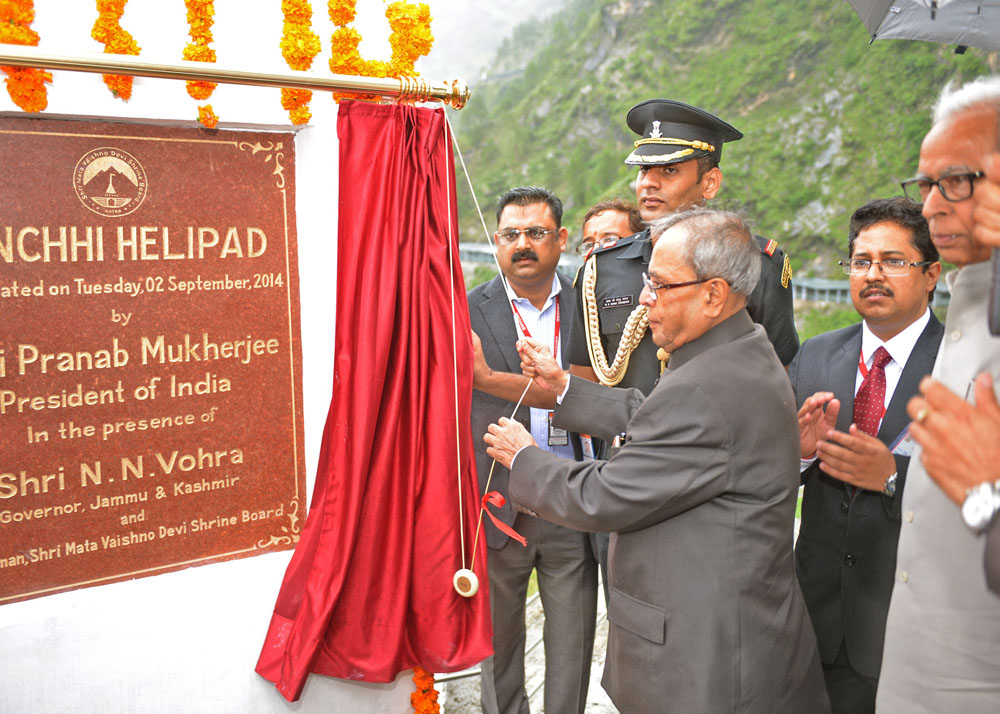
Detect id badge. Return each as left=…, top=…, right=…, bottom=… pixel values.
left=579, top=434, right=595, bottom=460
left=548, top=411, right=569, bottom=446
left=890, top=426, right=915, bottom=458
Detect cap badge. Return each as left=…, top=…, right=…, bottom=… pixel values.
left=649, top=121, right=662, bottom=139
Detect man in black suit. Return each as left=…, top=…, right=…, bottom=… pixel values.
left=469, top=186, right=597, bottom=714
left=789, top=197, right=943, bottom=713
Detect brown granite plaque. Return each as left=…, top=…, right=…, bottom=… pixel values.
left=0, top=117, right=306, bottom=604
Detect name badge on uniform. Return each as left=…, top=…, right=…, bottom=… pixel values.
left=890, top=426, right=915, bottom=458
left=601, top=295, right=634, bottom=309
left=548, top=411, right=569, bottom=446
left=579, top=434, right=595, bottom=460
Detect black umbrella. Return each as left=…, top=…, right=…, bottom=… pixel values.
left=847, top=0, right=1000, bottom=52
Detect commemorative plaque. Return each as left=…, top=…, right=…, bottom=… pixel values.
left=0, top=117, right=306, bottom=604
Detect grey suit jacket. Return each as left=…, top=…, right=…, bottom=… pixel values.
left=468, top=271, right=577, bottom=549
left=510, top=310, right=829, bottom=714
left=788, top=313, right=943, bottom=678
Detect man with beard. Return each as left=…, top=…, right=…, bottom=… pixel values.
left=468, top=186, right=597, bottom=714
left=789, top=197, right=942, bottom=712
left=871, top=75, right=1000, bottom=711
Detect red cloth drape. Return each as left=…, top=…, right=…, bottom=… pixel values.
left=256, top=101, right=492, bottom=700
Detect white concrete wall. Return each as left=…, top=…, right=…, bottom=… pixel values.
left=0, top=2, right=413, bottom=711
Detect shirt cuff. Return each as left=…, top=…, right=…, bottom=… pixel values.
left=556, top=376, right=572, bottom=405
left=800, top=455, right=817, bottom=473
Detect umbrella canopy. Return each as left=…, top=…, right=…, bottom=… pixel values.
left=847, top=0, right=1000, bottom=51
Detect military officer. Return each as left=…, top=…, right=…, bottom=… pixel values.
left=565, top=99, right=799, bottom=397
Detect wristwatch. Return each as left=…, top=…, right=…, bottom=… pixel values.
left=961, top=480, right=1000, bottom=533
left=882, top=471, right=898, bottom=497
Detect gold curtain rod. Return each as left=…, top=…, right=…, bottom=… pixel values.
left=0, top=45, right=469, bottom=109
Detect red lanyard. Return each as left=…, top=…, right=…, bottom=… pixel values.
left=510, top=295, right=559, bottom=358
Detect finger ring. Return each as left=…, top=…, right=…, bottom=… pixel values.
left=916, top=406, right=931, bottom=424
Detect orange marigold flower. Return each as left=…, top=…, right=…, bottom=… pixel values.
left=281, top=24, right=321, bottom=71
left=327, top=0, right=356, bottom=27
left=183, top=43, right=216, bottom=63
left=2, top=67, right=51, bottom=112
left=327, top=0, right=434, bottom=104
left=186, top=80, right=216, bottom=100
left=183, top=0, right=216, bottom=105
left=282, top=0, right=312, bottom=24
left=92, top=0, right=140, bottom=102
left=197, top=104, right=218, bottom=129
left=1, top=0, right=50, bottom=112
left=103, top=73, right=133, bottom=100
left=280, top=0, right=320, bottom=123
left=0, top=23, right=39, bottom=46
left=0, top=0, right=37, bottom=32
left=409, top=666, right=440, bottom=714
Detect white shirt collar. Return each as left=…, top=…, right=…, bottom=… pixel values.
left=860, top=307, right=931, bottom=367
left=506, top=273, right=562, bottom=312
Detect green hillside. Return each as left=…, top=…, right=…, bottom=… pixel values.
left=448, top=0, right=996, bottom=277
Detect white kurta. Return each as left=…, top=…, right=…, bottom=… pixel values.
left=878, top=261, right=1000, bottom=713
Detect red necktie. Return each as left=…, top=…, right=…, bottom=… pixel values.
left=853, top=346, right=892, bottom=436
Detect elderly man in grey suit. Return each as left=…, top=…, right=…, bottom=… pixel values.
left=485, top=208, right=829, bottom=714
left=790, top=197, right=942, bottom=713
left=468, top=186, right=597, bottom=714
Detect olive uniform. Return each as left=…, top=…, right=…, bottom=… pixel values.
left=566, top=227, right=798, bottom=396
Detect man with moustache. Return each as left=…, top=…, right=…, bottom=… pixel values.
left=468, top=186, right=597, bottom=714
left=566, top=99, right=798, bottom=400
left=789, top=197, right=942, bottom=712
left=485, top=208, right=829, bottom=714
left=576, top=198, right=644, bottom=256
left=874, top=76, right=1000, bottom=711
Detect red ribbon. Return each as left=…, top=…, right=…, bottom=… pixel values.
left=481, top=491, right=527, bottom=546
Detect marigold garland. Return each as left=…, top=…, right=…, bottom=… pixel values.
left=327, top=0, right=433, bottom=103
left=183, top=0, right=218, bottom=126
left=0, top=0, right=52, bottom=112
left=410, top=667, right=440, bottom=714
left=280, top=0, right=321, bottom=125
left=91, top=0, right=141, bottom=101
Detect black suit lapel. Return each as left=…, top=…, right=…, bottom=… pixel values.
left=831, top=326, right=863, bottom=433
left=828, top=326, right=863, bottom=498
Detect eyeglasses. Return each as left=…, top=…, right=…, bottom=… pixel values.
left=496, top=227, right=558, bottom=245
left=576, top=235, right=620, bottom=256
left=900, top=171, right=985, bottom=203
left=839, top=258, right=934, bottom=276
left=641, top=272, right=709, bottom=302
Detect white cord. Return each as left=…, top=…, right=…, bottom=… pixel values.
left=442, top=109, right=466, bottom=571
left=443, top=108, right=536, bottom=572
